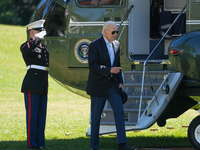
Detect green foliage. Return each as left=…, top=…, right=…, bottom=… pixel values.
left=0, top=0, right=41, bottom=25
left=0, top=24, right=199, bottom=150
left=0, top=0, right=20, bottom=25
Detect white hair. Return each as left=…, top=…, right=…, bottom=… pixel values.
left=102, top=21, right=117, bottom=34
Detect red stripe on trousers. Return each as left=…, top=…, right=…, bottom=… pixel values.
left=28, top=91, right=31, bottom=148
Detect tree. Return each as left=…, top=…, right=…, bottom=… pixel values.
left=0, top=0, right=41, bottom=25
left=0, top=0, right=20, bottom=25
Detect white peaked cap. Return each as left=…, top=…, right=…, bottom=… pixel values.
left=25, top=19, right=45, bottom=30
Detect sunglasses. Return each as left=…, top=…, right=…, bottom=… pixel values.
left=106, top=29, right=119, bottom=35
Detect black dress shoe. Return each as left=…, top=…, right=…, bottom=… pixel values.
left=91, top=149, right=98, bottom=150
left=118, top=144, right=136, bottom=150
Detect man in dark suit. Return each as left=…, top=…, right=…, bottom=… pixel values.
left=86, top=21, right=135, bottom=150
left=20, top=19, right=49, bottom=149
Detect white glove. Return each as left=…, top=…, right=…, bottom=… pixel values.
left=34, top=31, right=46, bottom=39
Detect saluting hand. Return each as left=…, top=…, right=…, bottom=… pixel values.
left=34, top=31, right=47, bottom=39
left=110, top=67, right=122, bottom=74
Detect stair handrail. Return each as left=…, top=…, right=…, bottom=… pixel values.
left=117, top=4, right=134, bottom=41
left=117, top=4, right=134, bottom=30
left=145, top=66, right=158, bottom=105
left=137, top=4, right=187, bottom=123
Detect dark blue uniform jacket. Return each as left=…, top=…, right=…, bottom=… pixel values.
left=20, top=38, right=49, bottom=95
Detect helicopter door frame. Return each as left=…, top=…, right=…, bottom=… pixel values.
left=128, top=0, right=150, bottom=55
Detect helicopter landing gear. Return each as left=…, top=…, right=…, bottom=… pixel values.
left=188, top=115, right=200, bottom=150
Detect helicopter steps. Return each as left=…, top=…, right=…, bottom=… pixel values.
left=86, top=71, right=183, bottom=136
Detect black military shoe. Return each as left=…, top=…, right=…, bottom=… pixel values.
left=118, top=144, right=136, bottom=150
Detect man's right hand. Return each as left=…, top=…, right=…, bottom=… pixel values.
left=110, top=67, right=122, bottom=74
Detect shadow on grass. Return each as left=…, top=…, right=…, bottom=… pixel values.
left=0, top=136, right=192, bottom=150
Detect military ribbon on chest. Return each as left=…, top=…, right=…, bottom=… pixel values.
left=34, top=47, right=42, bottom=53
left=33, top=47, right=43, bottom=59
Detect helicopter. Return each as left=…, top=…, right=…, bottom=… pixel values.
left=29, top=0, right=200, bottom=149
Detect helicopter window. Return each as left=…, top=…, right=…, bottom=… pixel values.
left=78, top=0, right=122, bottom=5
left=192, top=0, right=200, bottom=2
left=45, top=2, right=67, bottom=37
left=62, top=0, right=70, bottom=2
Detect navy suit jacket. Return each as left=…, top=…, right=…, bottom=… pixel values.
left=86, top=36, right=123, bottom=97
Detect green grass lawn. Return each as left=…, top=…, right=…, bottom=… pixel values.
left=0, top=24, right=199, bottom=150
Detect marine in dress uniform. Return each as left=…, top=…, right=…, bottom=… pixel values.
left=20, top=19, right=49, bottom=149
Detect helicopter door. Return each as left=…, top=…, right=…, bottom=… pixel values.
left=128, top=0, right=150, bottom=55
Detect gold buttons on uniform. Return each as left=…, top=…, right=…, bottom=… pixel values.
left=35, top=73, right=37, bottom=75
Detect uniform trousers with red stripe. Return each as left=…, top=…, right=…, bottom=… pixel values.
left=24, top=91, right=47, bottom=149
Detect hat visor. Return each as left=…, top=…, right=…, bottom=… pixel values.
left=31, top=27, right=45, bottom=31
